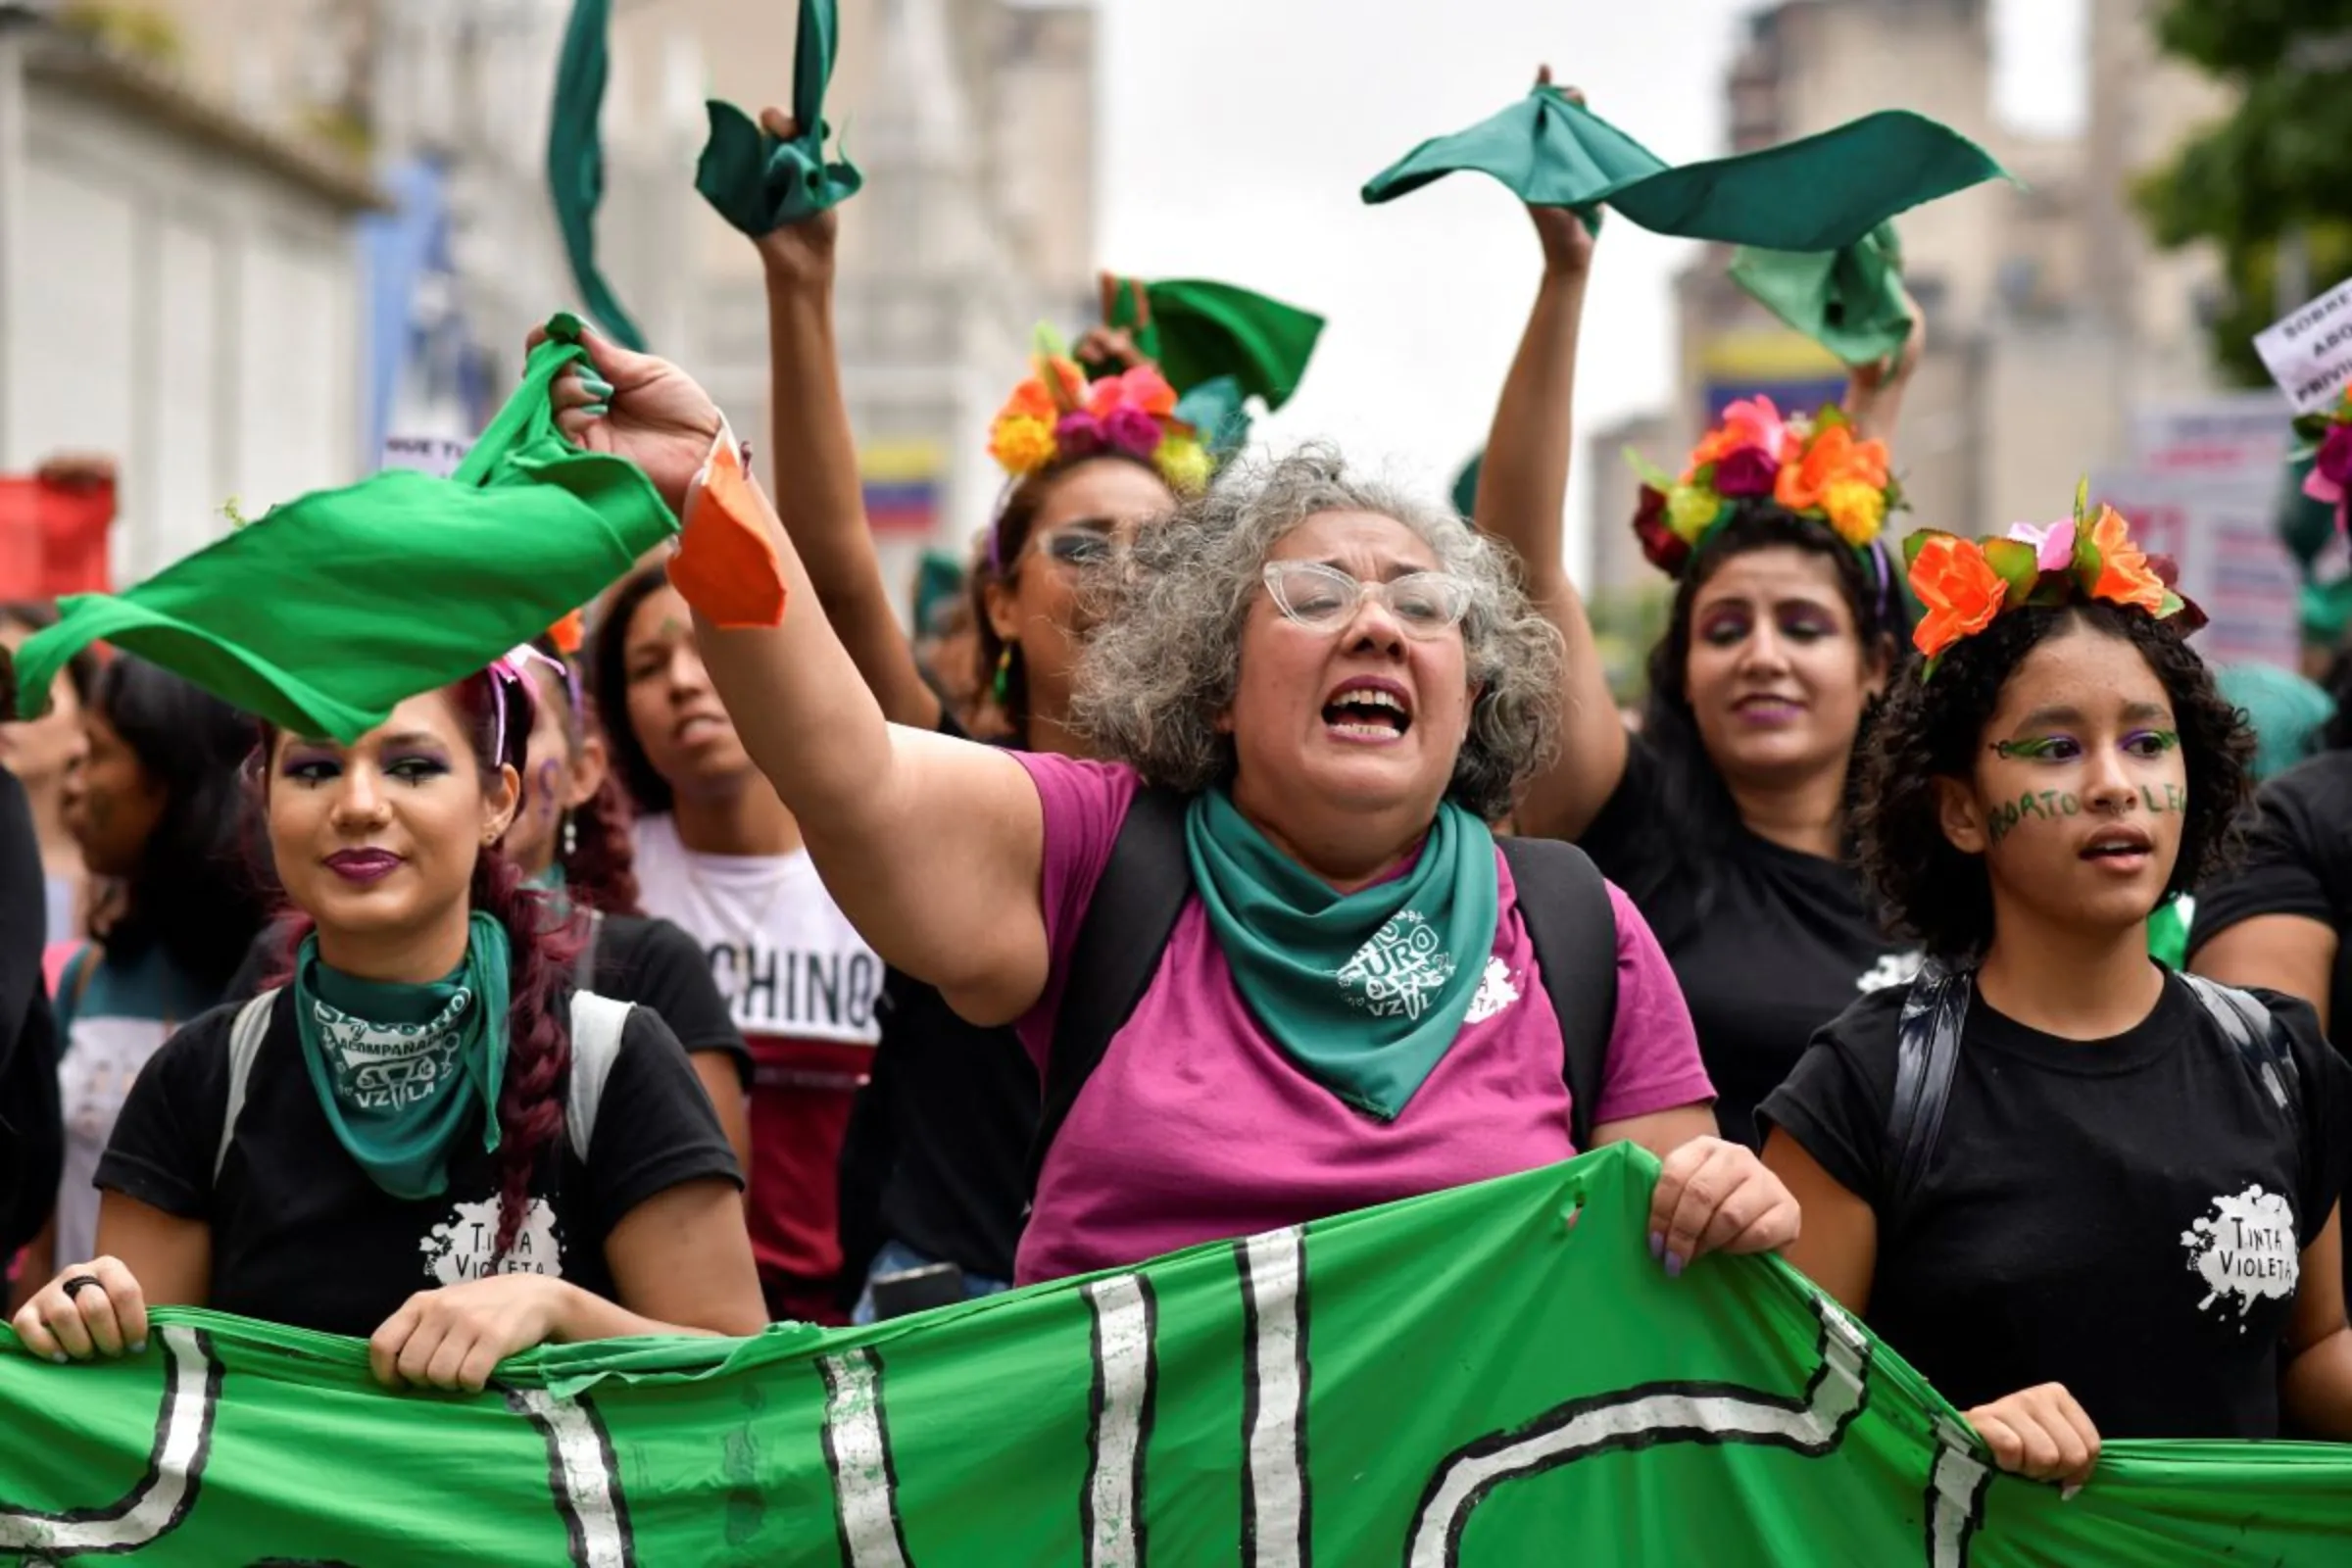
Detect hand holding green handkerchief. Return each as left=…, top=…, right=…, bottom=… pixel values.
left=695, top=0, right=863, bottom=235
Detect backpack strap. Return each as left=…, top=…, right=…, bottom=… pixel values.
left=1026, top=786, right=1194, bottom=1195
left=572, top=907, right=606, bottom=995
left=565, top=990, right=634, bottom=1165
left=1494, top=836, right=1618, bottom=1151
left=216, top=988, right=280, bottom=1182
left=1884, top=964, right=1970, bottom=1235
left=2177, top=972, right=2302, bottom=1120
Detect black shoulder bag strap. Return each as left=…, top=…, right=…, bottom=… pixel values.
left=1026, top=786, right=1195, bottom=1195
left=1884, top=963, right=1970, bottom=1237
left=1494, top=836, right=1618, bottom=1151
left=2177, top=972, right=2303, bottom=1122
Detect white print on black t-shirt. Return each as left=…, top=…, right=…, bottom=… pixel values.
left=2180, top=1184, right=2299, bottom=1328
left=1853, top=952, right=1923, bottom=995
left=705, top=940, right=882, bottom=1038
left=419, top=1197, right=564, bottom=1286
left=1464, top=957, right=1523, bottom=1024
left=1337, top=910, right=1456, bottom=1020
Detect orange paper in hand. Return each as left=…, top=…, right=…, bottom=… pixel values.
left=671, top=438, right=789, bottom=629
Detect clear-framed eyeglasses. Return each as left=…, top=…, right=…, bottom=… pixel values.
left=1260, top=561, right=1472, bottom=639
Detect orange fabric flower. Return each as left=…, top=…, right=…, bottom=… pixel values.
left=2088, top=504, right=2166, bottom=613
left=1002, top=377, right=1056, bottom=421
left=1776, top=424, right=1890, bottom=514
left=1908, top=534, right=2008, bottom=659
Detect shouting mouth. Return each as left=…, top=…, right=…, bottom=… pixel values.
left=1322, top=677, right=1413, bottom=744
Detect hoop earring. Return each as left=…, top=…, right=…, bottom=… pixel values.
left=992, top=646, right=1013, bottom=706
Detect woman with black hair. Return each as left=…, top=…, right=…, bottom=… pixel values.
left=1471, top=107, right=1924, bottom=1145
left=1762, top=506, right=2352, bottom=1481
left=594, top=565, right=879, bottom=1326
left=2189, top=639, right=2352, bottom=1032
left=17, top=657, right=270, bottom=1300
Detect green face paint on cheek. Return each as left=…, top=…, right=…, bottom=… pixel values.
left=1984, top=789, right=2083, bottom=846
left=2137, top=782, right=2186, bottom=813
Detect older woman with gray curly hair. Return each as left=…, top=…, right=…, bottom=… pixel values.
left=549, top=327, right=1798, bottom=1287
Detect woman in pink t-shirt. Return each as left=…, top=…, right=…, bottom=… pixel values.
left=537, top=328, right=1800, bottom=1287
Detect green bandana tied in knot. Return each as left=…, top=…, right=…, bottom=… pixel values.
left=1184, top=789, right=1499, bottom=1121
left=295, top=914, right=514, bottom=1201
left=694, top=0, right=861, bottom=235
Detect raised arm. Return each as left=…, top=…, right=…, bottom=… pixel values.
left=1469, top=75, right=1626, bottom=842
left=548, top=329, right=1052, bottom=1027
left=752, top=109, right=943, bottom=732
left=1839, top=289, right=1925, bottom=446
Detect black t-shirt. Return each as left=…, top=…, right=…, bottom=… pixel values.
left=835, top=710, right=1038, bottom=1290
left=95, top=990, right=742, bottom=1340
left=226, top=913, right=753, bottom=1090
left=1581, top=734, right=1918, bottom=1148
left=2188, top=751, right=2352, bottom=1032
left=1759, top=974, right=2352, bottom=1440
left=0, top=766, right=61, bottom=1254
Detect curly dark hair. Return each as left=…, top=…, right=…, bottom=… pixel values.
left=1639, top=504, right=1912, bottom=876
left=1857, top=601, right=2254, bottom=960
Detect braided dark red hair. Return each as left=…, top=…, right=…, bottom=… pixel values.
left=260, top=670, right=582, bottom=1261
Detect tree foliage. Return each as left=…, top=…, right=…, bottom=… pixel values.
left=2137, top=0, right=2352, bottom=382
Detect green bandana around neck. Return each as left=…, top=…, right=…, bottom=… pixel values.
left=11, top=317, right=675, bottom=743
left=1183, top=788, right=1499, bottom=1120
left=294, top=913, right=514, bottom=1201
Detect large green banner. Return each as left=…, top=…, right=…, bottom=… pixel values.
left=2, top=1145, right=2345, bottom=1563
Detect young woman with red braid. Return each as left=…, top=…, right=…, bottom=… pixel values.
left=11, top=668, right=762, bottom=1390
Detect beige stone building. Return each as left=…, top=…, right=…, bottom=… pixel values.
left=1589, top=0, right=2235, bottom=597
left=146, top=0, right=1098, bottom=588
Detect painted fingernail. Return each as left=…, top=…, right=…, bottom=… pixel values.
left=1663, top=1251, right=1685, bottom=1279
left=1647, top=1231, right=1663, bottom=1259
left=581, top=403, right=610, bottom=418
left=49, top=1351, right=67, bottom=1364
left=578, top=374, right=614, bottom=399
left=130, top=1340, right=147, bottom=1355
left=2059, top=1484, right=2082, bottom=1503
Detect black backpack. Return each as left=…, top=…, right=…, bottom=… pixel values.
left=1026, top=787, right=1622, bottom=1191
left=1883, top=963, right=2303, bottom=1232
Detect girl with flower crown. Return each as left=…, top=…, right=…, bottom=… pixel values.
left=737, top=109, right=1226, bottom=1317
left=1759, top=503, right=2352, bottom=1481
left=1468, top=74, right=1925, bottom=1150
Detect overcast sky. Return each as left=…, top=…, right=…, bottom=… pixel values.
left=1096, top=0, right=2087, bottom=563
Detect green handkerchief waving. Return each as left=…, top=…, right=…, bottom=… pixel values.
left=1363, top=86, right=2010, bottom=254
left=695, top=0, right=862, bottom=235
left=547, top=0, right=647, bottom=350
left=1102, top=277, right=1326, bottom=413
left=1729, top=222, right=1914, bottom=366
left=12, top=316, right=676, bottom=744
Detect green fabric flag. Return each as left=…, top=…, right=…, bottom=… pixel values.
left=910, top=548, right=964, bottom=637
left=1729, top=221, right=1913, bottom=366
left=3, top=1145, right=2350, bottom=1561
left=2280, top=452, right=2340, bottom=574
left=1102, top=277, right=1326, bottom=412
left=294, top=915, right=513, bottom=1201
left=1362, top=86, right=2010, bottom=254
left=1452, top=449, right=1485, bottom=517
left=546, top=0, right=646, bottom=350
left=11, top=317, right=676, bottom=743
left=694, top=0, right=861, bottom=235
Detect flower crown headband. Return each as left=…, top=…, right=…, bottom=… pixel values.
left=985, top=329, right=1212, bottom=528
left=1627, top=396, right=1902, bottom=577
left=1904, top=481, right=2205, bottom=677
left=2297, top=385, right=2352, bottom=533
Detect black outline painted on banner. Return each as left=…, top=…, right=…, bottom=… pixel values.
left=818, top=1348, right=914, bottom=1567
left=1401, top=1296, right=1875, bottom=1567
left=1237, top=1226, right=1310, bottom=1568
left=1080, top=1273, right=1159, bottom=1568
left=0, top=1324, right=222, bottom=1557
left=502, top=1386, right=639, bottom=1568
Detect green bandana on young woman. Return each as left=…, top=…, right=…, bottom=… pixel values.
left=294, top=913, right=514, bottom=1200
left=1184, top=788, right=1499, bottom=1120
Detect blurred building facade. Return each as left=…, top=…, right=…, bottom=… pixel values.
left=144, top=0, right=1098, bottom=594
left=0, top=2, right=378, bottom=580
left=1585, top=0, right=2238, bottom=596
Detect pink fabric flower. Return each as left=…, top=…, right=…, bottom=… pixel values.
left=1712, top=446, right=1780, bottom=499
left=2310, top=422, right=2352, bottom=503
left=1054, top=411, right=1106, bottom=457
left=1102, top=406, right=1164, bottom=459
left=2004, top=518, right=2076, bottom=573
